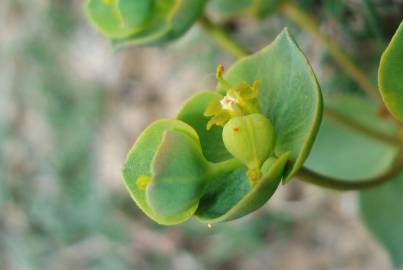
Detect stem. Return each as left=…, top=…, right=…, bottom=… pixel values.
left=207, top=158, right=243, bottom=180
left=324, top=107, right=401, bottom=147
left=297, top=158, right=403, bottom=191
left=198, top=15, right=249, bottom=59
left=280, top=2, right=380, bottom=100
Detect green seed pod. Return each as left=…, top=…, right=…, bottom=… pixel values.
left=222, top=113, right=275, bottom=182
left=85, top=0, right=207, bottom=47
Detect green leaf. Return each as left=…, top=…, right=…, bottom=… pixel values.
left=112, top=0, right=207, bottom=48
left=122, top=119, right=201, bottom=225
left=147, top=130, right=210, bottom=220
left=111, top=0, right=176, bottom=48
left=359, top=172, right=403, bottom=268
left=304, top=95, right=399, bottom=180
left=195, top=152, right=289, bottom=223
left=221, top=29, right=323, bottom=181
left=378, top=21, right=403, bottom=121
left=177, top=91, right=232, bottom=162
left=85, top=0, right=152, bottom=39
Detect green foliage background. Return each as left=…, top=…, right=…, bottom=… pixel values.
left=0, top=0, right=402, bottom=269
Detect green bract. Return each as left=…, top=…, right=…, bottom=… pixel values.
left=85, top=0, right=207, bottom=48
left=378, top=20, right=403, bottom=121
left=123, top=29, right=322, bottom=225
left=305, top=95, right=399, bottom=180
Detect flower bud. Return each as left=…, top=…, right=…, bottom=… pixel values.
left=222, top=113, right=275, bottom=183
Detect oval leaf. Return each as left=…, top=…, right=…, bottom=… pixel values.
left=378, top=21, right=403, bottom=121
left=304, top=95, right=399, bottom=180
left=112, top=0, right=207, bottom=49
left=147, top=130, right=209, bottom=221
left=359, top=172, right=403, bottom=268
left=195, top=152, right=289, bottom=223
left=122, top=119, right=200, bottom=225
left=221, top=29, right=323, bottom=181
left=85, top=0, right=152, bottom=39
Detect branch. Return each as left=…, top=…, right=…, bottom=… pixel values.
left=297, top=158, right=403, bottom=191
left=324, top=107, right=401, bottom=147
left=198, top=15, right=249, bottom=59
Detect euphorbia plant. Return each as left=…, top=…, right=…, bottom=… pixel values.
left=122, top=30, right=322, bottom=224
left=85, top=2, right=403, bottom=268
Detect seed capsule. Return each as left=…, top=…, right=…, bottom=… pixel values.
left=222, top=113, right=275, bottom=183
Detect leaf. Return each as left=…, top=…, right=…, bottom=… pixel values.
left=195, top=152, right=289, bottom=223
left=112, top=0, right=207, bottom=48
left=304, top=95, right=399, bottom=180
left=85, top=0, right=152, bottom=39
left=177, top=91, right=232, bottom=162
left=122, top=119, right=201, bottom=225
left=378, top=21, right=403, bottom=121
left=111, top=0, right=176, bottom=48
left=359, top=172, right=403, bottom=268
left=147, top=130, right=210, bottom=221
left=221, top=29, right=323, bottom=181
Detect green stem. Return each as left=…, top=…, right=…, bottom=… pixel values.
left=198, top=15, right=249, bottom=59
left=297, top=158, right=403, bottom=191
left=207, top=158, right=243, bottom=180
left=280, top=2, right=380, bottom=100
left=324, top=107, right=401, bottom=147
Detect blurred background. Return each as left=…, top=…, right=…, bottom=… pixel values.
left=1, top=1, right=402, bottom=269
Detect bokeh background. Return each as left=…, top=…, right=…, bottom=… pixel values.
left=1, top=1, right=402, bottom=269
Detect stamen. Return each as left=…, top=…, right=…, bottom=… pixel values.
left=220, top=94, right=238, bottom=111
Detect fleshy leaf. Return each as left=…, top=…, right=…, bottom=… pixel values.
left=85, top=0, right=152, bottom=39
left=195, top=152, right=289, bottom=223
left=177, top=91, right=232, bottom=163
left=112, top=0, right=207, bottom=48
left=122, top=119, right=200, bottom=225
left=220, top=29, right=323, bottom=181
left=378, top=20, right=403, bottom=121
left=359, top=172, right=403, bottom=268
left=304, top=95, right=399, bottom=180
left=147, top=130, right=210, bottom=221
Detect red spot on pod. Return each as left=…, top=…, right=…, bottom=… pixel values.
left=233, top=127, right=239, bottom=133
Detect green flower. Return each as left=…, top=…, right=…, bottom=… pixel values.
left=204, top=65, right=275, bottom=184
left=204, top=65, right=261, bottom=130
left=122, top=30, right=323, bottom=225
